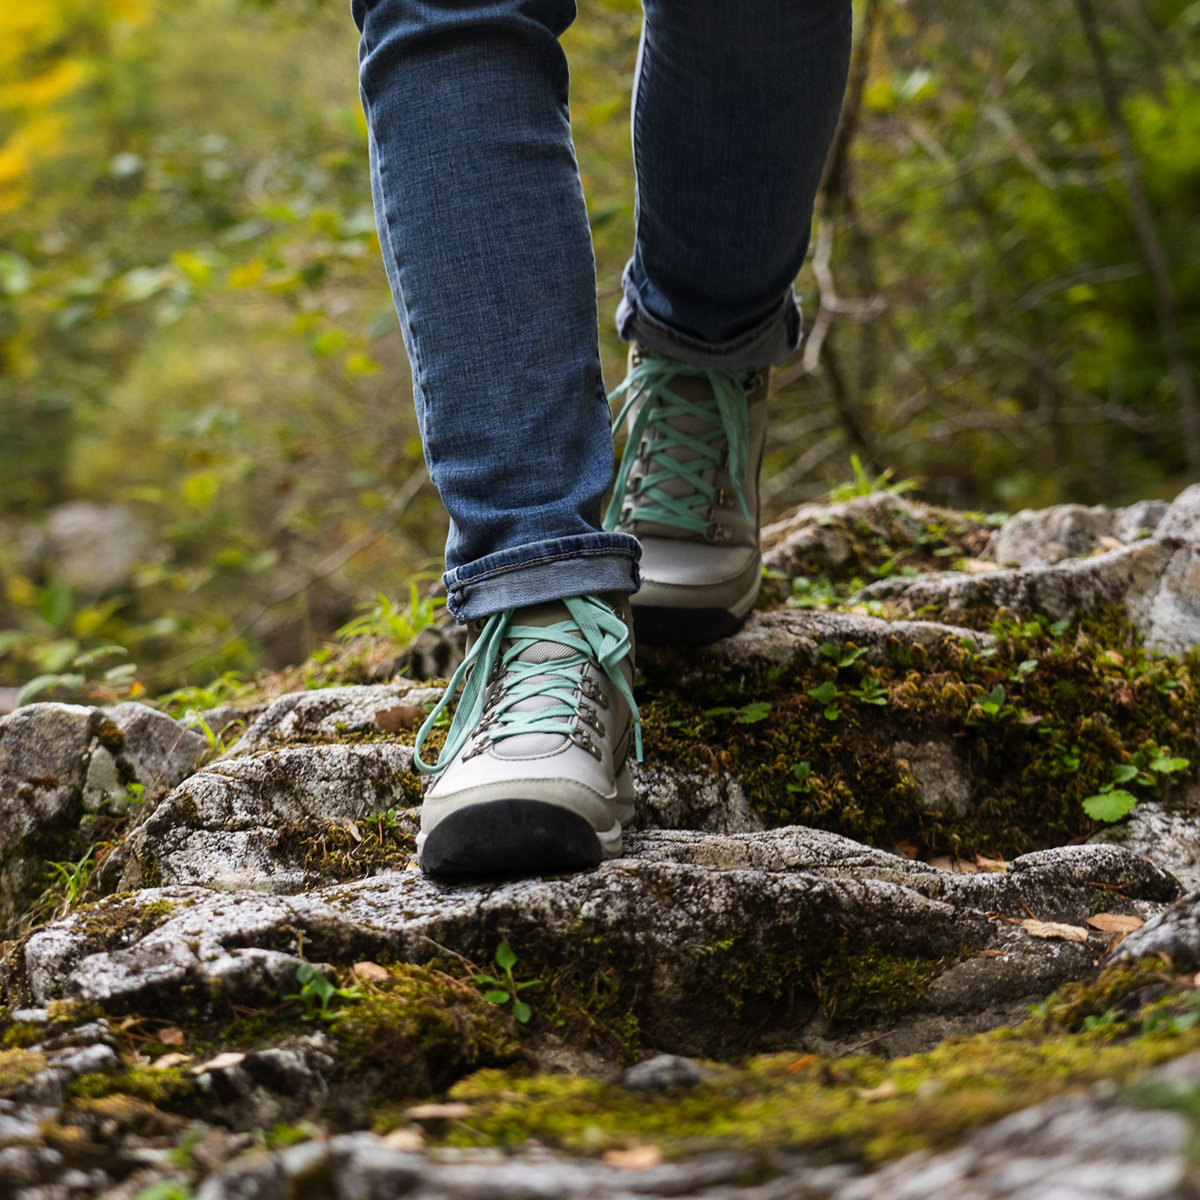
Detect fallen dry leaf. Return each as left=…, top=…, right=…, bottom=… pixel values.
left=856, top=1080, right=900, bottom=1102
left=383, top=1127, right=425, bottom=1151
left=1086, top=913, right=1144, bottom=934
left=1098, top=537, right=1124, bottom=553
left=1021, top=919, right=1089, bottom=943
left=405, top=1102, right=471, bottom=1121
left=896, top=842, right=919, bottom=860
left=158, top=1027, right=185, bottom=1046
left=976, top=949, right=1005, bottom=958
left=191, top=1051, right=246, bottom=1075
left=786, top=1053, right=820, bottom=1074
left=603, top=1145, right=664, bottom=1170
left=345, top=821, right=363, bottom=843
left=929, top=856, right=980, bottom=874
left=353, top=961, right=391, bottom=983
left=974, top=855, right=1010, bottom=873
left=374, top=705, right=424, bottom=733
left=152, top=1053, right=193, bottom=1071
left=959, top=558, right=997, bottom=574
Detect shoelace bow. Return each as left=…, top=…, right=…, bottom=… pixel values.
left=413, top=595, right=642, bottom=775
left=603, top=354, right=753, bottom=535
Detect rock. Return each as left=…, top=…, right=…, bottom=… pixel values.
left=858, top=484, right=1200, bottom=655
left=9, top=833, right=1178, bottom=1060
left=1090, top=794, right=1200, bottom=893
left=618, top=1053, right=705, bottom=1092
left=111, top=743, right=421, bottom=894
left=761, top=492, right=992, bottom=579
left=830, top=1054, right=1200, bottom=1200
left=993, top=501, right=1167, bottom=568
left=0, top=703, right=205, bottom=934
left=33, top=502, right=152, bottom=596
left=630, top=765, right=762, bottom=834
left=1111, top=884, right=1200, bottom=971
left=892, top=739, right=972, bottom=818
left=640, top=608, right=994, bottom=687
left=225, top=682, right=444, bottom=757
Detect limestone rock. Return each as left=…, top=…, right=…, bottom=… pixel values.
left=857, top=484, right=1200, bottom=655
left=761, top=492, right=992, bottom=579
left=1090, top=793, right=1200, bottom=892
left=1111, top=884, right=1200, bottom=971
left=31, top=502, right=152, bottom=596
left=892, top=739, right=972, bottom=817
left=110, top=743, right=420, bottom=893
left=831, top=1054, right=1200, bottom=1200
left=225, top=681, right=444, bottom=757
left=641, top=608, right=994, bottom=687
left=10, top=832, right=1177, bottom=1059
left=0, top=702, right=204, bottom=934
left=993, top=500, right=1166, bottom=568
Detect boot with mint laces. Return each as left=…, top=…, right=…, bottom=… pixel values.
left=414, top=594, right=640, bottom=877
left=604, top=347, right=769, bottom=644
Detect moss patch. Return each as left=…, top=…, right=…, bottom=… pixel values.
left=637, top=607, right=1199, bottom=862
left=0, top=1048, right=47, bottom=1096
left=441, top=975, right=1200, bottom=1165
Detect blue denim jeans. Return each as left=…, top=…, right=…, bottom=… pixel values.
left=352, top=0, right=852, bottom=621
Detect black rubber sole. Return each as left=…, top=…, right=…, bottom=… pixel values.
left=631, top=603, right=748, bottom=646
left=420, top=798, right=604, bottom=879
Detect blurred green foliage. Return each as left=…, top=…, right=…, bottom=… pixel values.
left=0, top=0, right=1197, bottom=696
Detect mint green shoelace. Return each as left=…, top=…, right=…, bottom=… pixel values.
left=413, top=595, right=642, bottom=775
left=603, top=354, right=752, bottom=535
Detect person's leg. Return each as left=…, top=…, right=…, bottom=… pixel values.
left=353, top=0, right=641, bottom=875
left=608, top=0, right=852, bottom=643
left=353, top=0, right=640, bottom=623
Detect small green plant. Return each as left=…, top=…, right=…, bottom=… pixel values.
left=35, top=845, right=101, bottom=924
left=827, top=454, right=919, bottom=503
left=965, top=683, right=1010, bottom=725
left=16, top=643, right=141, bottom=706
left=704, top=700, right=773, bottom=725
left=848, top=677, right=888, bottom=706
left=178, top=712, right=232, bottom=757
left=787, top=575, right=840, bottom=610
left=787, top=762, right=814, bottom=794
left=819, top=642, right=867, bottom=669
left=336, top=582, right=443, bottom=648
left=284, top=963, right=364, bottom=1022
left=1008, top=658, right=1039, bottom=683
left=1083, top=751, right=1191, bottom=823
left=131, top=1183, right=193, bottom=1200
left=471, top=941, right=541, bottom=1024
left=807, top=680, right=841, bottom=721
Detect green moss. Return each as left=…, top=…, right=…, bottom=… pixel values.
left=2, top=1022, right=43, bottom=1049
left=811, top=944, right=947, bottom=1025
left=0, top=1048, right=47, bottom=1096
left=267, top=817, right=416, bottom=882
left=74, top=895, right=177, bottom=943
left=442, top=1014, right=1200, bottom=1165
left=69, top=1065, right=194, bottom=1109
left=637, top=605, right=1199, bottom=862
left=332, top=962, right=522, bottom=1104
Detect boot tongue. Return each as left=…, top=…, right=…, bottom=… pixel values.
left=490, top=601, right=577, bottom=759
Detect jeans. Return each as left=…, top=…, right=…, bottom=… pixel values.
left=352, top=0, right=852, bottom=621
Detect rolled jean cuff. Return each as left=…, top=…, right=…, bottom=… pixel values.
left=616, top=267, right=801, bottom=371
left=444, top=533, right=642, bottom=621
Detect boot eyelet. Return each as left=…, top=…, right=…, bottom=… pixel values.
left=705, top=522, right=732, bottom=544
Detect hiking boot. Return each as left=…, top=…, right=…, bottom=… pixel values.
left=414, top=594, right=640, bottom=878
left=604, top=347, right=769, bottom=645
